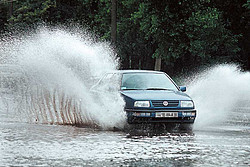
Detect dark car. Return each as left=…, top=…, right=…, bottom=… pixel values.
left=92, top=70, right=196, bottom=127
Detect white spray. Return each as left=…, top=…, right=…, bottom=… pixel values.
left=1, top=28, right=249, bottom=131
left=187, top=64, right=250, bottom=129
left=0, top=28, right=126, bottom=129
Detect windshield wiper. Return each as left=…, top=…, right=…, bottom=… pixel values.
left=146, top=88, right=173, bottom=91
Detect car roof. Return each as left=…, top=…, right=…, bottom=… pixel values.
left=110, top=70, right=165, bottom=74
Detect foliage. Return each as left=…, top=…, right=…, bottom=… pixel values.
left=0, top=1, right=9, bottom=33
left=0, top=0, right=249, bottom=74
left=186, top=7, right=240, bottom=60
left=7, top=0, right=56, bottom=29
left=122, top=0, right=241, bottom=71
left=209, top=0, right=250, bottom=69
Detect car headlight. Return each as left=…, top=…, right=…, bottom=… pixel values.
left=134, top=101, right=150, bottom=107
left=180, top=101, right=194, bottom=108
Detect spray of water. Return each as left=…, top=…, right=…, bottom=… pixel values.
left=187, top=64, right=250, bottom=129
left=0, top=27, right=126, bottom=129
left=1, top=27, right=249, bottom=131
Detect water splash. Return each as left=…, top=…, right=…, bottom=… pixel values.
left=187, top=64, right=250, bottom=129
left=0, top=27, right=126, bottom=129
left=1, top=28, right=249, bottom=131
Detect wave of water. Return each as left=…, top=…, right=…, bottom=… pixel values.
left=0, top=27, right=126, bottom=129
left=1, top=27, right=249, bottom=131
left=187, top=64, right=250, bottom=129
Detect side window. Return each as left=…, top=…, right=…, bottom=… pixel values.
left=98, top=73, right=114, bottom=86
left=92, top=73, right=121, bottom=91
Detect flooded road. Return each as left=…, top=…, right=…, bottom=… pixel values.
left=0, top=29, right=250, bottom=166
left=1, top=109, right=249, bottom=167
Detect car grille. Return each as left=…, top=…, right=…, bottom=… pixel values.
left=151, top=100, right=179, bottom=107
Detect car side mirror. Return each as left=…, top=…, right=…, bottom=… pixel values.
left=179, top=86, right=186, bottom=92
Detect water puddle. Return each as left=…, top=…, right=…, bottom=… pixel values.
left=0, top=27, right=250, bottom=166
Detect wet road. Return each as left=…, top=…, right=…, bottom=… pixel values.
left=1, top=28, right=250, bottom=167
left=0, top=109, right=249, bottom=167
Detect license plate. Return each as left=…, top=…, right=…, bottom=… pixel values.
left=155, top=112, right=178, bottom=118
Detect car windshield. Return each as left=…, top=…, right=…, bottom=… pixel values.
left=121, top=73, right=178, bottom=91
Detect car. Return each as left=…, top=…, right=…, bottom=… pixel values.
left=92, top=70, right=196, bottom=128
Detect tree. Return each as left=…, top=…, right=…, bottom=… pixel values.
left=6, top=0, right=56, bottom=29
left=0, top=1, right=9, bottom=33
left=111, top=0, right=117, bottom=44
left=129, top=0, right=240, bottom=73
left=185, top=7, right=240, bottom=63
left=0, top=0, right=247, bottom=74
left=209, top=0, right=250, bottom=69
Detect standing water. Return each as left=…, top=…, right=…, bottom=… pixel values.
left=0, top=28, right=249, bottom=166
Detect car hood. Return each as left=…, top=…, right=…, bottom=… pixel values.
left=120, top=90, right=192, bottom=101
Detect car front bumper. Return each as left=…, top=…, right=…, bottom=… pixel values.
left=126, top=109, right=196, bottom=124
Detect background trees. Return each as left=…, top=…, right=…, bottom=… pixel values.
left=0, top=0, right=249, bottom=76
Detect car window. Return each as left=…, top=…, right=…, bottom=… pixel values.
left=121, top=73, right=178, bottom=90
left=93, top=73, right=121, bottom=91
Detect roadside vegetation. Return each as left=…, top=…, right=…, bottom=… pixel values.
left=0, top=0, right=249, bottom=75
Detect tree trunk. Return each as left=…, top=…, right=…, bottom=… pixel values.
left=111, top=0, right=117, bottom=44
left=154, top=57, right=161, bottom=71
left=9, top=0, right=13, bottom=18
